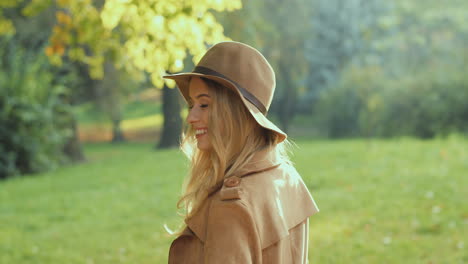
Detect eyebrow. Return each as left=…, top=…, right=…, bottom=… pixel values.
left=189, top=93, right=211, bottom=100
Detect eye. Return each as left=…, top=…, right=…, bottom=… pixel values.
left=200, top=104, right=209, bottom=108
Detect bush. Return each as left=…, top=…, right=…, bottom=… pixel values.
left=315, top=66, right=386, bottom=138
left=379, top=72, right=468, bottom=138
left=0, top=38, right=72, bottom=179
left=314, top=63, right=468, bottom=138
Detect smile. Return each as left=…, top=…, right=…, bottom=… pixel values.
left=195, top=128, right=208, bottom=137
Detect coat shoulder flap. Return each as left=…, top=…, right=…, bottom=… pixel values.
left=241, top=163, right=319, bottom=249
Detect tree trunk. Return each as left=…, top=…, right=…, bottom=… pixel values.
left=95, top=61, right=126, bottom=143
left=63, top=117, right=85, bottom=162
left=111, top=118, right=125, bottom=143
left=157, top=85, right=182, bottom=149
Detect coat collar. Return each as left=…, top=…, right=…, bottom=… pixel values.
left=235, top=146, right=282, bottom=178
left=185, top=146, right=282, bottom=241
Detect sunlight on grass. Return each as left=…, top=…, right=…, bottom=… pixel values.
left=121, top=114, right=163, bottom=131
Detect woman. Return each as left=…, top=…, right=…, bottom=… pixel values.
left=164, top=41, right=319, bottom=263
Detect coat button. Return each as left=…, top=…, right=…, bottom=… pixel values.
left=224, top=177, right=241, bottom=187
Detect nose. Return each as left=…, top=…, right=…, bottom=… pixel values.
left=186, top=107, right=199, bottom=124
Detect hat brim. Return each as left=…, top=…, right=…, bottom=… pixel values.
left=163, top=73, right=287, bottom=143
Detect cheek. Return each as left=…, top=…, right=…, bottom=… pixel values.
left=202, top=111, right=210, bottom=125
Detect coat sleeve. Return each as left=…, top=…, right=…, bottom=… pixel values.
left=204, top=200, right=262, bottom=264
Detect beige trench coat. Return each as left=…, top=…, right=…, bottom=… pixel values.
left=169, top=148, right=319, bottom=263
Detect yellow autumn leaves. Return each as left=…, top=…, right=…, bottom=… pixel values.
left=0, top=0, right=242, bottom=85
left=40, top=0, right=242, bottom=88
left=99, top=0, right=237, bottom=87
left=45, top=11, right=72, bottom=57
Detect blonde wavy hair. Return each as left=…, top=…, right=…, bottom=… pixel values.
left=177, top=77, right=291, bottom=220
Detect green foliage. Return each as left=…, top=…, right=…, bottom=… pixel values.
left=316, top=63, right=468, bottom=138
left=0, top=37, right=72, bottom=178
left=218, top=0, right=315, bottom=131
left=304, top=0, right=390, bottom=90
left=0, top=139, right=467, bottom=263
left=0, top=0, right=20, bottom=35
left=378, top=70, right=468, bottom=138
left=303, top=0, right=468, bottom=139
left=315, top=66, right=380, bottom=138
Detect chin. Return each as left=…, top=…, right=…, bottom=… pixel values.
left=197, top=141, right=212, bottom=151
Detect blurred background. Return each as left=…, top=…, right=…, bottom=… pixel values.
left=1, top=0, right=467, bottom=263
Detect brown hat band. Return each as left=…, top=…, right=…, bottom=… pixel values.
left=193, top=66, right=268, bottom=115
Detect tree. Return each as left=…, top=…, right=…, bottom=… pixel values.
left=3, top=0, right=242, bottom=148
left=95, top=61, right=127, bottom=143
left=309, top=0, right=468, bottom=138
left=158, top=84, right=182, bottom=148
left=0, top=34, right=81, bottom=178
left=378, top=0, right=468, bottom=76
left=1, top=2, right=86, bottom=167
left=304, top=0, right=390, bottom=105
left=42, top=0, right=241, bottom=148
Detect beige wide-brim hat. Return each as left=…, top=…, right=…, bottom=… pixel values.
left=163, top=41, right=287, bottom=143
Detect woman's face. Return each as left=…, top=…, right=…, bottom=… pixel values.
left=187, top=77, right=212, bottom=151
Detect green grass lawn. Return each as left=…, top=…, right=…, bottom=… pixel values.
left=1, top=138, right=467, bottom=263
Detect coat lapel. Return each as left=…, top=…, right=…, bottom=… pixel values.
left=185, top=196, right=211, bottom=242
